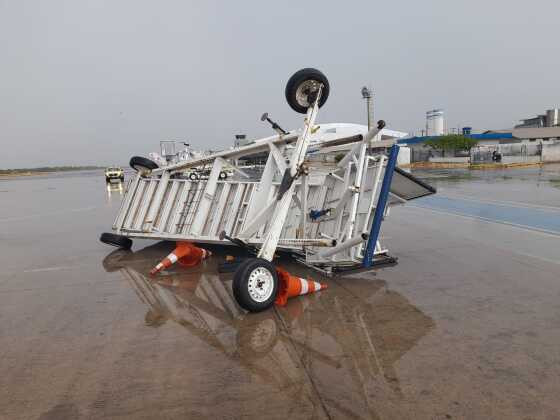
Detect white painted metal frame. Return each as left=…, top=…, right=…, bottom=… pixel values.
left=257, top=87, right=323, bottom=261
left=112, top=102, right=403, bottom=270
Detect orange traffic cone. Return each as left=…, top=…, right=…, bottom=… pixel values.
left=274, top=267, right=328, bottom=306
left=150, top=242, right=212, bottom=275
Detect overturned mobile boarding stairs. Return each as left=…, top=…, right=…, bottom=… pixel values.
left=101, top=68, right=436, bottom=312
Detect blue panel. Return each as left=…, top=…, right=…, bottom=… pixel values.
left=363, top=144, right=400, bottom=267
left=397, top=132, right=513, bottom=145
left=469, top=133, right=513, bottom=140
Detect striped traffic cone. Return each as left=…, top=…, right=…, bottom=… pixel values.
left=274, top=267, right=328, bottom=306
left=150, top=242, right=211, bottom=275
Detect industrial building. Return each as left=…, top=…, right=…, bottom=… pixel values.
left=515, top=108, right=560, bottom=128
left=400, top=108, right=560, bottom=164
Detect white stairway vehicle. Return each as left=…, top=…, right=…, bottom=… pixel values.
left=100, top=68, right=436, bottom=312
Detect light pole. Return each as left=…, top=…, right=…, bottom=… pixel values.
left=361, top=86, right=372, bottom=130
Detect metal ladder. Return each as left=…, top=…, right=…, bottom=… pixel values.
left=175, top=182, right=205, bottom=235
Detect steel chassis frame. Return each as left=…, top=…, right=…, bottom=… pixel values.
left=112, top=95, right=401, bottom=272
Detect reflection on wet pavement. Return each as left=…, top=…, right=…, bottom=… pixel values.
left=413, top=163, right=560, bottom=209
left=2, top=168, right=560, bottom=419
left=105, top=180, right=124, bottom=199
left=413, top=194, right=560, bottom=234
left=103, top=243, right=434, bottom=419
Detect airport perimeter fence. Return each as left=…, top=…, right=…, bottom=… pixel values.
left=471, top=144, right=542, bottom=164
left=410, top=141, right=560, bottom=164
left=411, top=148, right=470, bottom=163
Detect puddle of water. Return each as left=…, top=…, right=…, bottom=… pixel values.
left=414, top=195, right=560, bottom=235
left=101, top=243, right=434, bottom=418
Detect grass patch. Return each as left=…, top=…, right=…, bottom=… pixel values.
left=0, top=166, right=103, bottom=175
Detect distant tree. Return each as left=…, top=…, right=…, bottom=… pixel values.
left=424, top=135, right=478, bottom=157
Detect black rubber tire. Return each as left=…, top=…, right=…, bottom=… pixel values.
left=219, top=171, right=228, bottom=180
left=100, top=232, right=133, bottom=250
left=129, top=156, right=158, bottom=173
left=233, top=258, right=278, bottom=312
left=105, top=177, right=110, bottom=183
left=189, top=172, right=199, bottom=181
left=285, top=68, right=330, bottom=114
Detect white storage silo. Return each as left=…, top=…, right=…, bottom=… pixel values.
left=426, top=109, right=445, bottom=136
left=546, top=109, right=559, bottom=127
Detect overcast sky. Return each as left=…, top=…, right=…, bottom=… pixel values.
left=1, top=0, right=559, bottom=168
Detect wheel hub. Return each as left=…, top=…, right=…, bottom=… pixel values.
left=295, top=80, right=321, bottom=108
left=247, top=267, right=274, bottom=302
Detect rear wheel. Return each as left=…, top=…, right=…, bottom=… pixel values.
left=219, top=171, right=228, bottom=180
left=189, top=172, right=199, bottom=181
left=100, top=232, right=133, bottom=250
left=285, top=68, right=330, bottom=114
left=130, top=156, right=158, bottom=173
left=233, top=258, right=278, bottom=312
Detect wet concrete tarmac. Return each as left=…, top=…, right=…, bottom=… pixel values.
left=1, top=168, right=560, bottom=419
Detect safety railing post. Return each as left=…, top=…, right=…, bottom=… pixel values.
left=363, top=144, right=399, bottom=268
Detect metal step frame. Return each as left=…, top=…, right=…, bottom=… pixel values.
left=112, top=106, right=426, bottom=270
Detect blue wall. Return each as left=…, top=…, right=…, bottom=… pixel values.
left=399, top=132, right=513, bottom=145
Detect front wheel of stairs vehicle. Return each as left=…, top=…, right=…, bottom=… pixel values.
left=233, top=258, right=278, bottom=312
left=219, top=171, right=228, bottom=180
left=129, top=156, right=158, bottom=173
left=285, top=68, right=330, bottom=114
left=100, top=232, right=133, bottom=250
